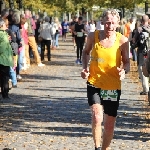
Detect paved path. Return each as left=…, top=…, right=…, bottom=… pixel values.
left=0, top=37, right=150, bottom=150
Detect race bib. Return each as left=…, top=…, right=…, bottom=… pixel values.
left=63, top=26, right=67, bottom=29
left=100, top=90, right=118, bottom=101
left=77, top=32, right=83, bottom=37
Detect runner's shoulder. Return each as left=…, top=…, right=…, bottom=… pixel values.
left=87, top=32, right=95, bottom=43
left=70, top=21, right=77, bottom=26
left=88, top=32, right=95, bottom=38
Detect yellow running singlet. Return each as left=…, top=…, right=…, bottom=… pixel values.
left=87, top=30, right=122, bottom=90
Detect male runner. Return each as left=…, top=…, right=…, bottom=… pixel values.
left=70, top=16, right=78, bottom=50
left=81, top=9, right=130, bottom=150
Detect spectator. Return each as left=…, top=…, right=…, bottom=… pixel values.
left=10, top=9, right=23, bottom=80
left=84, top=20, right=90, bottom=44
left=25, top=9, right=45, bottom=67
left=0, top=17, right=13, bottom=99
left=50, top=17, right=57, bottom=49
left=34, top=14, right=40, bottom=44
left=53, top=17, right=62, bottom=49
left=88, top=20, right=96, bottom=32
left=20, top=14, right=29, bottom=70
left=1, top=9, right=9, bottom=20
left=96, top=17, right=104, bottom=30
left=39, top=16, right=52, bottom=61
left=117, top=18, right=126, bottom=35
left=4, top=18, right=18, bottom=88
left=7, top=9, right=13, bottom=25
left=124, top=18, right=133, bottom=40
left=133, top=15, right=150, bottom=95
left=130, top=21, right=141, bottom=61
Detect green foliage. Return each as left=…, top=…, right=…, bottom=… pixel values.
left=4, top=0, right=147, bottom=16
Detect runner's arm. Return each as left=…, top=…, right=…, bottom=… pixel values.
left=82, top=32, right=94, bottom=70
left=120, top=35, right=130, bottom=73
left=69, top=22, right=74, bottom=30
left=71, top=24, right=76, bottom=34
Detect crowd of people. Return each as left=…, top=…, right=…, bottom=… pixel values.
left=0, top=7, right=149, bottom=150
left=117, top=15, right=150, bottom=96
left=0, top=8, right=65, bottom=99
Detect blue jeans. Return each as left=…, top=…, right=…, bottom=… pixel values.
left=55, top=33, right=60, bottom=47
left=131, top=48, right=137, bottom=61
left=9, top=67, right=17, bottom=86
left=18, top=48, right=25, bottom=71
left=51, top=34, right=55, bottom=47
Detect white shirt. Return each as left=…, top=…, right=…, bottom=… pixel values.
left=96, top=21, right=104, bottom=30
left=89, top=23, right=96, bottom=32
left=24, top=22, right=28, bottom=30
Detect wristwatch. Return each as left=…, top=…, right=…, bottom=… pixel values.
left=124, top=69, right=127, bottom=74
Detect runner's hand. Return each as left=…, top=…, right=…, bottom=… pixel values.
left=81, top=69, right=89, bottom=79
left=74, top=31, right=77, bottom=35
left=81, top=29, right=84, bottom=32
left=117, top=67, right=126, bottom=80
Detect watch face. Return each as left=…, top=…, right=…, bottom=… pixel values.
left=124, top=69, right=127, bottom=74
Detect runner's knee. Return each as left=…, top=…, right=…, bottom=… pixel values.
left=91, top=105, right=103, bottom=124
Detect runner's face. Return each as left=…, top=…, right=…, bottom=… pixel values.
left=78, top=19, right=82, bottom=24
left=103, top=14, right=119, bottom=34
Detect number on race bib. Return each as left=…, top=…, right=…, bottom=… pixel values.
left=77, top=32, right=83, bottom=37
left=100, top=90, right=118, bottom=101
left=63, top=26, right=67, bottom=29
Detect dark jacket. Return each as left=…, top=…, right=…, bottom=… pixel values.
left=9, top=24, right=22, bottom=48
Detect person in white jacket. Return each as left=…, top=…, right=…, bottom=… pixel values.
left=88, top=20, right=96, bottom=32
left=39, top=16, right=52, bottom=61
left=53, top=17, right=62, bottom=49
left=96, top=17, right=104, bottom=31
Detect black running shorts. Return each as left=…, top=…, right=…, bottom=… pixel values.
left=87, top=82, right=121, bottom=117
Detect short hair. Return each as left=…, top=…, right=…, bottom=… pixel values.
left=12, top=11, right=21, bottom=24
left=1, top=9, right=9, bottom=18
left=54, top=17, right=59, bottom=23
left=102, top=9, right=120, bottom=21
left=45, top=16, right=50, bottom=22
left=142, top=15, right=149, bottom=23
left=78, top=16, right=83, bottom=20
left=20, top=14, right=25, bottom=18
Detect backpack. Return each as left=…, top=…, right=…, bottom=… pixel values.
left=6, top=28, right=18, bottom=55
left=142, top=50, right=150, bottom=77
left=10, top=41, right=18, bottom=55
left=138, top=26, right=150, bottom=56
